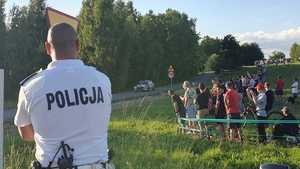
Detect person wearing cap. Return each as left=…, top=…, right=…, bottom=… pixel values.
left=224, top=81, right=242, bottom=141
left=248, top=82, right=267, bottom=143
left=14, top=23, right=114, bottom=169
left=272, top=106, right=299, bottom=141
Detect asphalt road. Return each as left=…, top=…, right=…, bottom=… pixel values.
left=4, top=72, right=215, bottom=122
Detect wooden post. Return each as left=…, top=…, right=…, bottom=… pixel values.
left=0, top=69, right=3, bottom=169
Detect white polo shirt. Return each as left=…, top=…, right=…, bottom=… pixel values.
left=14, top=59, right=112, bottom=167
left=255, top=92, right=267, bottom=117
left=291, top=81, right=299, bottom=94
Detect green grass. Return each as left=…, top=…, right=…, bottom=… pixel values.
left=5, top=64, right=300, bottom=169
left=219, top=63, right=300, bottom=87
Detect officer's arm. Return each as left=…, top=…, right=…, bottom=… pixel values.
left=17, top=124, right=34, bottom=142
left=14, top=87, right=34, bottom=142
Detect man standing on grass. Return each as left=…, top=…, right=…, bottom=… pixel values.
left=14, top=23, right=114, bottom=169
left=291, top=78, right=299, bottom=102
left=275, top=76, right=284, bottom=102
left=224, top=81, right=242, bottom=141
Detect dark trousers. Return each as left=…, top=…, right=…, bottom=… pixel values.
left=273, top=125, right=299, bottom=141
left=257, top=116, right=267, bottom=143
left=288, top=94, right=297, bottom=104
left=273, top=125, right=285, bottom=140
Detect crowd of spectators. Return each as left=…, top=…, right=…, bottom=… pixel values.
left=168, top=69, right=299, bottom=143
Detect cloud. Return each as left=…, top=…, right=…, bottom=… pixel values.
left=234, top=27, right=300, bottom=58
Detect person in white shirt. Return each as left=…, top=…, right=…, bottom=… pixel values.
left=291, top=78, right=299, bottom=99
left=241, top=75, right=247, bottom=94
left=247, top=83, right=267, bottom=143
left=249, top=77, right=256, bottom=88
left=14, top=23, right=114, bottom=169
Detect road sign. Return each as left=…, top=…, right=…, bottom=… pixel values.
left=0, top=69, right=3, bottom=169
left=168, top=65, right=175, bottom=90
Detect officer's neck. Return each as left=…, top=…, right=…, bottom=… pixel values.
left=52, top=53, right=78, bottom=60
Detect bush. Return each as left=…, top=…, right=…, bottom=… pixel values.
left=205, top=53, right=224, bottom=74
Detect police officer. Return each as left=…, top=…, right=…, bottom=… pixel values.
left=14, top=23, right=114, bottom=169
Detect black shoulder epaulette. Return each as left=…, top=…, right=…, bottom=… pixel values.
left=19, top=69, right=43, bottom=86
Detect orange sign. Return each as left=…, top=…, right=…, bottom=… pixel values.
left=46, top=7, right=80, bottom=31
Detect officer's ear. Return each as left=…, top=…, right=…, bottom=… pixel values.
left=45, top=41, right=52, bottom=57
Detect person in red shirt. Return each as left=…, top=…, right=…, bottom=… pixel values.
left=275, top=76, right=284, bottom=102
left=224, top=81, right=242, bottom=141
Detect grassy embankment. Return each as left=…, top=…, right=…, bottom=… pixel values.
left=5, top=63, right=300, bottom=169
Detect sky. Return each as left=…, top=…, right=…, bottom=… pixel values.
left=5, top=0, right=300, bottom=57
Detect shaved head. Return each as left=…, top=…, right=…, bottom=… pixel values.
left=46, top=23, right=78, bottom=59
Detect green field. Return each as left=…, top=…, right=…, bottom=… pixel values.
left=5, top=64, right=300, bottom=169
left=220, top=64, right=299, bottom=88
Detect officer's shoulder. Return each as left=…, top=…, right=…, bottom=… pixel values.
left=19, top=68, right=45, bottom=86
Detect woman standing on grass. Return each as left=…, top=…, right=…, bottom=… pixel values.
left=182, top=81, right=197, bottom=128
left=182, top=81, right=197, bottom=118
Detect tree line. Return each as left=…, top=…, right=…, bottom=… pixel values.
left=0, top=0, right=264, bottom=100
left=290, top=43, right=300, bottom=63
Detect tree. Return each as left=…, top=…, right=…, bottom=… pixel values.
left=200, top=36, right=222, bottom=57
left=240, top=42, right=264, bottom=65
left=221, top=34, right=240, bottom=69
left=270, top=51, right=285, bottom=60
left=198, top=36, right=222, bottom=71
left=26, top=0, right=49, bottom=69
left=160, top=9, right=199, bottom=81
left=79, top=2, right=200, bottom=90
left=290, top=43, right=300, bottom=63
left=79, top=0, right=141, bottom=91
left=205, top=53, right=224, bottom=74
left=79, top=0, right=116, bottom=82
left=5, top=0, right=48, bottom=99
left=112, top=0, right=140, bottom=90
